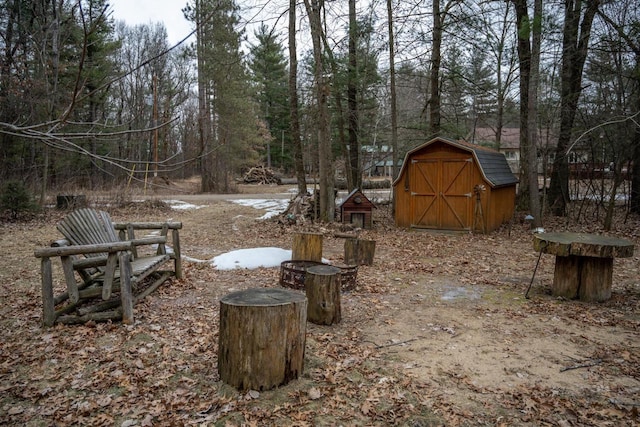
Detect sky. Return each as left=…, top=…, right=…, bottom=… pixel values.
left=108, top=0, right=194, bottom=46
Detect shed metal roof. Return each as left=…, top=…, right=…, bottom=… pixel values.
left=393, top=137, right=519, bottom=188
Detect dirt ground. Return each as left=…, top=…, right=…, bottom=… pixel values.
left=0, top=183, right=639, bottom=426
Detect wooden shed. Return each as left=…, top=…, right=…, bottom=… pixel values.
left=340, top=188, right=376, bottom=229
left=393, top=137, right=518, bottom=232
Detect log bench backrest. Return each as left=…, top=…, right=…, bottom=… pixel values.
left=57, top=208, right=120, bottom=257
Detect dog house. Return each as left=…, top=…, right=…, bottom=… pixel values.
left=340, top=189, right=375, bottom=229
left=393, top=137, right=518, bottom=232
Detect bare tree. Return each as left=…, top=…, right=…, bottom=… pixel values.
left=303, top=0, right=334, bottom=222
left=288, top=0, right=307, bottom=195
left=548, top=0, right=601, bottom=216
left=512, top=0, right=542, bottom=226
left=387, top=0, right=399, bottom=213
left=595, top=2, right=640, bottom=216
left=347, top=0, right=361, bottom=191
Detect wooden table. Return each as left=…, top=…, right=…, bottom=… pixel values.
left=533, top=232, right=634, bottom=302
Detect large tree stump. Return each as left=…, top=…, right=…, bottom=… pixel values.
left=292, top=232, right=323, bottom=262
left=218, top=288, right=307, bottom=391
left=305, top=265, right=342, bottom=325
left=344, top=238, right=376, bottom=266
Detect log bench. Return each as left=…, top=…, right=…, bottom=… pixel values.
left=34, top=208, right=182, bottom=326
left=533, top=232, right=634, bottom=302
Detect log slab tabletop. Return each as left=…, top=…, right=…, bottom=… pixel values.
left=533, top=232, right=634, bottom=302
left=218, top=288, right=307, bottom=391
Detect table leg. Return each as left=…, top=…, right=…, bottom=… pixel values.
left=553, top=255, right=580, bottom=299
left=553, top=255, right=613, bottom=302
left=578, top=256, right=612, bottom=302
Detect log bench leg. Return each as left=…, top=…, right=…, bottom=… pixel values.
left=552, top=255, right=613, bottom=302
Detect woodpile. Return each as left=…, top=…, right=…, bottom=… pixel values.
left=242, top=166, right=281, bottom=185
left=279, top=193, right=317, bottom=224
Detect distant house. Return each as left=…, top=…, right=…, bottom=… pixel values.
left=468, top=127, right=560, bottom=174
left=373, top=160, right=403, bottom=177
left=362, top=145, right=392, bottom=177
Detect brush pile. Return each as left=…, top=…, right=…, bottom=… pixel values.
left=242, top=166, right=281, bottom=185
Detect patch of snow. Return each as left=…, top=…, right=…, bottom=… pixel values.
left=164, top=200, right=208, bottom=210
left=228, top=198, right=289, bottom=219
left=211, top=247, right=292, bottom=270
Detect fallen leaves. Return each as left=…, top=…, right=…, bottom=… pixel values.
left=0, top=200, right=639, bottom=425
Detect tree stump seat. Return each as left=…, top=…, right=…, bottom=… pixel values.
left=533, top=232, right=634, bottom=302
left=344, top=238, right=376, bottom=266
left=218, top=288, right=307, bottom=391
left=305, top=265, right=342, bottom=325
left=279, top=260, right=358, bottom=291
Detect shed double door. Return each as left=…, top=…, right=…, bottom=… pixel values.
left=410, top=158, right=472, bottom=230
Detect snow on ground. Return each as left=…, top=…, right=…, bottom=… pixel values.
left=211, top=247, right=292, bottom=270
left=177, top=247, right=296, bottom=269
left=164, top=200, right=208, bottom=210
left=161, top=198, right=292, bottom=268
left=228, top=198, right=289, bottom=219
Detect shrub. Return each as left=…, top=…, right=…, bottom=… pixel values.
left=0, top=180, right=38, bottom=220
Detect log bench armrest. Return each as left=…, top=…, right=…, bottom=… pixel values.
left=129, top=236, right=167, bottom=247
left=34, top=241, right=133, bottom=258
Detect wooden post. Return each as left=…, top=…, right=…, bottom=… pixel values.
left=119, top=253, right=134, bottom=325
left=172, top=228, right=182, bottom=279
left=40, top=257, right=56, bottom=327
left=218, top=288, right=307, bottom=391
left=344, top=238, right=376, bottom=266
left=292, top=232, right=323, bottom=262
left=305, top=265, right=342, bottom=325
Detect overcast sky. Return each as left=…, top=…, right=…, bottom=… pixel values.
left=108, top=0, right=193, bottom=46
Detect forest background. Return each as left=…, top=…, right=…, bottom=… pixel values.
left=1, top=0, right=639, bottom=228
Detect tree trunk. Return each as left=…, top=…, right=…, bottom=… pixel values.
left=526, top=0, right=543, bottom=226
left=196, top=0, right=212, bottom=193
left=632, top=137, right=640, bottom=214
left=429, top=0, right=442, bottom=137
left=387, top=0, right=399, bottom=214
left=288, top=0, right=307, bottom=196
left=347, top=0, right=360, bottom=191
left=631, top=55, right=640, bottom=214
left=548, top=0, right=601, bottom=216
left=304, top=0, right=334, bottom=222
left=512, top=0, right=531, bottom=213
